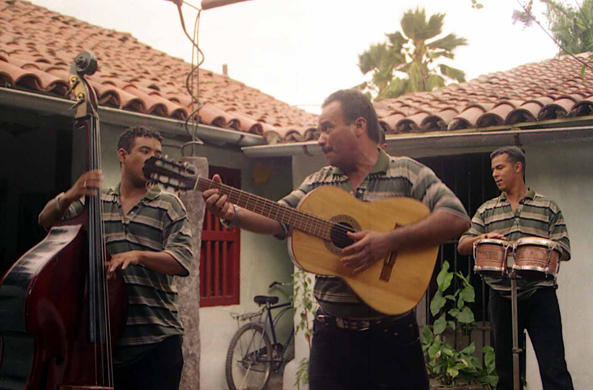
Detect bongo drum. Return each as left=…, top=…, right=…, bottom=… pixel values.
left=512, top=237, right=561, bottom=280
left=473, top=239, right=509, bottom=277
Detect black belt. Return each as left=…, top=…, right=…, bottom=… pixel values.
left=315, top=311, right=410, bottom=331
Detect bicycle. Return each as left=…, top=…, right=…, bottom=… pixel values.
left=225, top=281, right=295, bottom=390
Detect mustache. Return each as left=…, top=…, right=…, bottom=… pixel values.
left=322, top=146, right=334, bottom=154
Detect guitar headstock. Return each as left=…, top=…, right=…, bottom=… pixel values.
left=143, top=156, right=198, bottom=191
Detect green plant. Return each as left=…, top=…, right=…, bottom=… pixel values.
left=292, top=270, right=319, bottom=389
left=422, top=261, right=498, bottom=389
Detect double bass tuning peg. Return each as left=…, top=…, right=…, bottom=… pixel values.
left=70, top=97, right=85, bottom=111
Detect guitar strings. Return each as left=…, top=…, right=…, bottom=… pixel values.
left=197, top=178, right=360, bottom=244
left=152, top=161, right=361, bottom=246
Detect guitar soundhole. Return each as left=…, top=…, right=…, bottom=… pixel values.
left=324, top=215, right=361, bottom=255
left=330, top=222, right=354, bottom=249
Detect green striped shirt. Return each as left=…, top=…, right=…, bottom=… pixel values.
left=280, top=149, right=469, bottom=318
left=66, top=184, right=194, bottom=352
left=462, top=189, right=570, bottom=294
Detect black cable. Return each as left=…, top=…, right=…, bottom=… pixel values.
left=174, top=3, right=206, bottom=156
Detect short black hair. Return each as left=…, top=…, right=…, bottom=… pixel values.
left=322, top=89, right=381, bottom=143
left=117, top=125, right=163, bottom=152
left=490, top=146, right=526, bottom=174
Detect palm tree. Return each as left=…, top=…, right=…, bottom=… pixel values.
left=358, top=8, right=467, bottom=100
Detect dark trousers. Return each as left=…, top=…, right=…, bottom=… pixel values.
left=309, top=312, right=429, bottom=390
left=489, top=288, right=573, bottom=390
left=114, top=336, right=184, bottom=390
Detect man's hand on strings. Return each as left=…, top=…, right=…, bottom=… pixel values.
left=341, top=230, right=394, bottom=273
left=66, top=170, right=103, bottom=201
left=107, top=251, right=142, bottom=279
left=202, top=174, right=236, bottom=221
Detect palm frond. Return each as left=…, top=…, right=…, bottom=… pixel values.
left=424, top=13, right=446, bottom=40
left=428, top=50, right=454, bottom=60
left=426, top=74, right=446, bottom=90
left=439, top=64, right=466, bottom=82
left=400, top=8, right=428, bottom=42
left=427, top=33, right=468, bottom=51
left=386, top=31, right=407, bottom=51
left=377, top=77, right=409, bottom=100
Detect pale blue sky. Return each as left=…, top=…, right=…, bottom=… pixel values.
left=28, top=0, right=558, bottom=113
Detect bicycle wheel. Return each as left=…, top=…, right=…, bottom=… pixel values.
left=225, top=323, right=273, bottom=390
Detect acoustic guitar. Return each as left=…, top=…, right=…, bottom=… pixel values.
left=143, top=156, right=439, bottom=315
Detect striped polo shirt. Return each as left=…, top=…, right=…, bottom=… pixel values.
left=279, top=149, right=469, bottom=318
left=65, top=184, right=194, bottom=353
left=462, top=189, right=570, bottom=294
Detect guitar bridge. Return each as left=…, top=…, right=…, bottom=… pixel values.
left=379, top=224, right=399, bottom=282
left=380, top=251, right=397, bottom=282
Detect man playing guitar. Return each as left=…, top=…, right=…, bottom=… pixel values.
left=202, top=89, right=470, bottom=390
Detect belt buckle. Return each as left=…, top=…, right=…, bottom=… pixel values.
left=337, top=317, right=370, bottom=331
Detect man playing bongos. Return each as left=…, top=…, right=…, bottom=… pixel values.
left=457, top=146, right=573, bottom=390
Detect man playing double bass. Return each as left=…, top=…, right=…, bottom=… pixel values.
left=39, top=125, right=194, bottom=390
left=203, top=89, right=470, bottom=389
left=457, top=146, right=573, bottom=390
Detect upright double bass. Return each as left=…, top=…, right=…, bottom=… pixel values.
left=0, top=52, right=127, bottom=390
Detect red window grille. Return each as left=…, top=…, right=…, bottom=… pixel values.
left=200, top=166, right=241, bottom=307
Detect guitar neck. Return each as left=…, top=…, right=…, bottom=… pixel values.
left=196, top=178, right=332, bottom=240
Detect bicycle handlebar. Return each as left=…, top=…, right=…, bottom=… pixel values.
left=268, top=281, right=292, bottom=289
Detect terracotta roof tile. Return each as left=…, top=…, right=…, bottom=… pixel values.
left=0, top=0, right=317, bottom=143
left=3, top=0, right=593, bottom=144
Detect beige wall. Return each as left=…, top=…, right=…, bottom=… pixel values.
left=197, top=151, right=295, bottom=390
left=524, top=143, right=593, bottom=390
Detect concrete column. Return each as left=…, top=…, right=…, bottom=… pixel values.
left=178, top=156, right=208, bottom=390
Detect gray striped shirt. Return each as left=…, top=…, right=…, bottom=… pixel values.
left=462, top=189, right=570, bottom=294
left=280, top=149, right=469, bottom=318
left=66, top=184, right=194, bottom=351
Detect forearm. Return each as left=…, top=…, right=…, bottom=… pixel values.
left=233, top=207, right=284, bottom=236
left=38, top=192, right=80, bottom=229
left=39, top=170, right=103, bottom=229
left=457, top=235, right=479, bottom=256
left=389, top=209, right=470, bottom=252
left=137, top=250, right=188, bottom=276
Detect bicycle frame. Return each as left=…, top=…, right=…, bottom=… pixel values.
left=262, top=301, right=294, bottom=363
left=233, top=301, right=294, bottom=365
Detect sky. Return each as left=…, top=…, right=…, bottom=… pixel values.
left=27, top=0, right=559, bottom=114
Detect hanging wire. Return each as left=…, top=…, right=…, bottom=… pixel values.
left=174, top=2, right=206, bottom=157
left=515, top=0, right=593, bottom=73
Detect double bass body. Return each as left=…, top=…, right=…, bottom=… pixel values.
left=0, top=52, right=127, bottom=390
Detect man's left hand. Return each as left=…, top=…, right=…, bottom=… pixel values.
left=341, top=231, right=394, bottom=273
left=107, top=251, right=142, bottom=279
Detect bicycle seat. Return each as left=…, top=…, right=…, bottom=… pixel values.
left=254, top=295, right=279, bottom=305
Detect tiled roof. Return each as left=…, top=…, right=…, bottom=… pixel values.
left=374, top=53, right=593, bottom=135
left=0, top=0, right=318, bottom=143
left=2, top=0, right=593, bottom=146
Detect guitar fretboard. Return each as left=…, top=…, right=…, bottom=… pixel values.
left=197, top=178, right=336, bottom=240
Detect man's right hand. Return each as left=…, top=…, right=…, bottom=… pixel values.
left=38, top=170, right=104, bottom=229
left=202, top=174, right=236, bottom=222
left=479, top=232, right=506, bottom=241
left=64, top=170, right=104, bottom=202
left=458, top=231, right=506, bottom=256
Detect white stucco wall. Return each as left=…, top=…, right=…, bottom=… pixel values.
left=523, top=143, right=593, bottom=390
left=197, top=152, right=295, bottom=390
